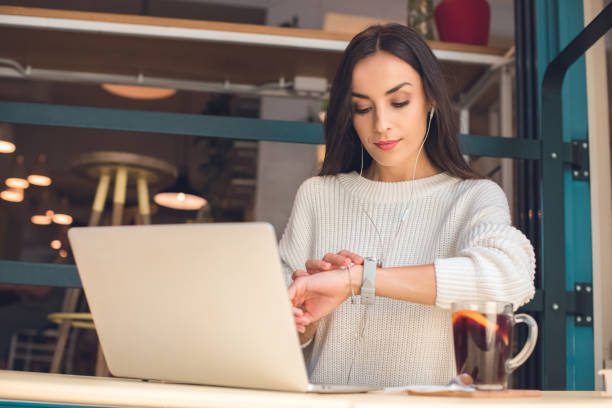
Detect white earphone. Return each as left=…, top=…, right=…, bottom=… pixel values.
left=400, top=104, right=435, bottom=222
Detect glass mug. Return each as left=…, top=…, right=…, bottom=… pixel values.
left=451, top=301, right=538, bottom=390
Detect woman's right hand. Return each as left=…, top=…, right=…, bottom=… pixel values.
left=292, top=304, right=310, bottom=334
left=289, top=266, right=360, bottom=328
left=290, top=250, right=362, bottom=334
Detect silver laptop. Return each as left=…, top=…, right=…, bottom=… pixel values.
left=68, top=222, right=378, bottom=393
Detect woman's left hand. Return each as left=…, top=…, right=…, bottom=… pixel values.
left=292, top=250, right=363, bottom=281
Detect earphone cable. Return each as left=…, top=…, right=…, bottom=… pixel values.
left=359, top=109, right=434, bottom=266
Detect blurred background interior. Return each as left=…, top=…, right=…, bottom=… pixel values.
left=0, top=0, right=610, bottom=388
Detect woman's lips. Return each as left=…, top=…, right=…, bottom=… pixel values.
left=374, top=140, right=400, bottom=151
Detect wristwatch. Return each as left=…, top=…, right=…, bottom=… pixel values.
left=361, top=257, right=377, bottom=306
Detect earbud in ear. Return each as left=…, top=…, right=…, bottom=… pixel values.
left=429, top=106, right=435, bottom=118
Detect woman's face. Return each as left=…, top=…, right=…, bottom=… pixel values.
left=351, top=51, right=432, bottom=178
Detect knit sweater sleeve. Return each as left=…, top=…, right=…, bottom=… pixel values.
left=278, top=178, right=316, bottom=288
left=434, top=180, right=536, bottom=310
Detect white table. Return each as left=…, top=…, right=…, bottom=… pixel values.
left=0, top=370, right=610, bottom=408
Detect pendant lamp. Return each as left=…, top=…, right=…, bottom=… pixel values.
left=0, top=123, right=16, bottom=154
left=31, top=213, right=52, bottom=225
left=31, top=190, right=54, bottom=225
left=0, top=187, right=23, bottom=203
left=28, top=154, right=52, bottom=186
left=52, top=196, right=73, bottom=225
left=154, top=173, right=207, bottom=211
left=154, top=137, right=207, bottom=211
left=5, top=154, right=29, bottom=190
left=102, top=84, right=176, bottom=100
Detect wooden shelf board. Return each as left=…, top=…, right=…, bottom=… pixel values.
left=0, top=6, right=510, bottom=100
left=0, top=6, right=508, bottom=55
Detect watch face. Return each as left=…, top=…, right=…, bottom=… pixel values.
left=364, top=257, right=381, bottom=268
left=363, top=257, right=377, bottom=287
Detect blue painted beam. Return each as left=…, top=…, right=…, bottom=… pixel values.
left=0, top=101, right=324, bottom=144
left=0, top=101, right=541, bottom=159
left=0, top=400, right=108, bottom=408
left=0, top=261, right=80, bottom=288
left=459, top=134, right=541, bottom=160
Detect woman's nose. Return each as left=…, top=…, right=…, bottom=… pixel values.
left=374, top=107, right=391, bottom=133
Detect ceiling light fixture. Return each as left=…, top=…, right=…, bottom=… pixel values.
left=153, top=174, right=207, bottom=211
left=28, top=154, right=52, bottom=186
left=0, top=187, right=24, bottom=203
left=102, top=84, right=176, bottom=100
left=5, top=155, right=29, bottom=190
left=52, top=196, right=73, bottom=225
left=0, top=123, right=16, bottom=154
left=31, top=190, right=55, bottom=225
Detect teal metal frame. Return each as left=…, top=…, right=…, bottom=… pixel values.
left=537, top=0, right=612, bottom=390
left=513, top=0, right=541, bottom=389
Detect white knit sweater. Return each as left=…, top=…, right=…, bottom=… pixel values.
left=278, top=171, right=536, bottom=387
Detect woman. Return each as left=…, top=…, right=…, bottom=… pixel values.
left=281, top=24, right=535, bottom=387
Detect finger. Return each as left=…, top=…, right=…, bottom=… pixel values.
left=288, top=281, right=305, bottom=306
left=287, top=285, right=296, bottom=302
left=305, top=259, right=332, bottom=273
left=293, top=269, right=307, bottom=279
left=301, top=312, right=314, bottom=326
left=322, top=253, right=352, bottom=266
left=292, top=307, right=303, bottom=317
left=296, top=325, right=306, bottom=333
left=338, top=250, right=364, bottom=265
left=294, top=316, right=309, bottom=326
left=292, top=269, right=309, bottom=281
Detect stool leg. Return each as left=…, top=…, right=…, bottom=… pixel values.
left=111, top=167, right=128, bottom=226
left=65, top=324, right=80, bottom=374
left=50, top=288, right=80, bottom=373
left=137, top=173, right=151, bottom=225
left=51, top=171, right=112, bottom=373
left=89, top=170, right=111, bottom=227
left=7, top=333, right=17, bottom=370
left=95, top=167, right=128, bottom=377
left=95, top=347, right=110, bottom=377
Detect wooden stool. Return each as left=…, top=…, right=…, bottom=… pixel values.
left=50, top=152, right=177, bottom=376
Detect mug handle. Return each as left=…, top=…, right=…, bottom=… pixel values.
left=506, top=313, right=538, bottom=373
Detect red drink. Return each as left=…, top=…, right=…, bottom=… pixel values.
left=452, top=309, right=513, bottom=389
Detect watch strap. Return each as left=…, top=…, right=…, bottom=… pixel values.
left=361, top=257, right=377, bottom=305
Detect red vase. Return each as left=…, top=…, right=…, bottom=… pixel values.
left=434, top=0, right=491, bottom=46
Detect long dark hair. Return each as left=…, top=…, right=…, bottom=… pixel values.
left=320, top=24, right=480, bottom=179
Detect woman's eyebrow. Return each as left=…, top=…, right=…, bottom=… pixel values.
left=385, top=82, right=412, bottom=95
left=351, top=82, right=413, bottom=99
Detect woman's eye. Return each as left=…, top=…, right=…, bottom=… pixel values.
left=391, top=101, right=409, bottom=108
left=353, top=106, right=372, bottom=115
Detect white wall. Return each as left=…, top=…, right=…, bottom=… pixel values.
left=254, top=97, right=319, bottom=238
